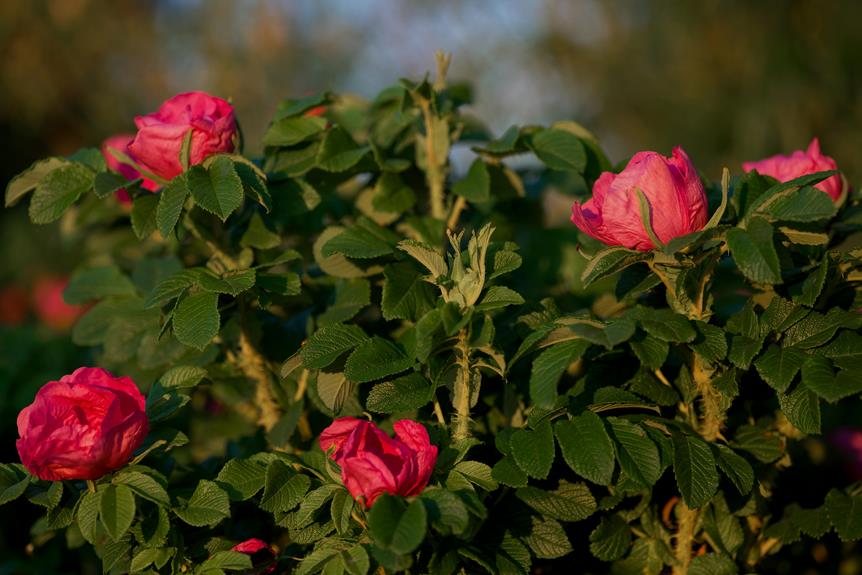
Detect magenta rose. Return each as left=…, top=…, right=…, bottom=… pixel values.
left=571, top=147, right=708, bottom=251
left=128, top=91, right=237, bottom=181
left=742, top=138, right=843, bottom=202
left=829, top=427, right=862, bottom=481
left=319, top=417, right=438, bottom=507
left=17, top=367, right=149, bottom=481
left=31, top=275, right=84, bottom=332
left=232, top=538, right=276, bottom=575
left=101, top=134, right=160, bottom=203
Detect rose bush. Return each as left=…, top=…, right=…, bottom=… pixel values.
left=2, top=55, right=861, bottom=575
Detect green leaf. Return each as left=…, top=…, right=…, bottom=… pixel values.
left=316, top=127, right=370, bottom=172
left=241, top=212, right=281, bottom=249
left=302, top=324, right=369, bottom=370
left=188, top=157, right=244, bottom=221
left=555, top=412, right=615, bottom=485
left=216, top=458, right=268, bottom=501
left=633, top=309, right=696, bottom=343
left=589, top=515, right=631, bottom=561
left=316, top=371, right=354, bottom=414
left=198, top=269, right=256, bottom=295
left=581, top=246, right=651, bottom=287
left=629, top=333, right=669, bottom=370
left=366, top=373, right=432, bottom=414
left=0, top=465, right=30, bottom=506
left=516, top=481, right=596, bottom=522
left=713, top=445, right=754, bottom=495
left=331, top=489, right=355, bottom=535
left=263, top=115, right=327, bottom=146
left=690, top=322, right=728, bottom=362
left=344, top=337, right=412, bottom=383
left=198, top=550, right=253, bottom=572
left=28, top=163, right=93, bottom=223
left=5, top=157, right=69, bottom=207
left=475, top=286, right=525, bottom=312
left=510, top=420, right=555, bottom=479
left=688, top=554, right=737, bottom=575
left=726, top=217, right=782, bottom=284
left=492, top=456, right=529, bottom=488
left=754, top=345, right=807, bottom=392
left=76, top=488, right=102, bottom=543
left=65, top=266, right=137, bottom=304
left=727, top=335, right=764, bottom=370
left=826, top=489, right=862, bottom=541
left=398, top=239, right=448, bottom=280
left=381, top=262, right=437, bottom=321
left=368, top=495, right=427, bottom=555
left=157, top=174, right=190, bottom=238
left=172, top=292, right=220, bottom=350
left=373, top=173, right=416, bottom=212
left=733, top=424, right=784, bottom=463
left=319, top=279, right=371, bottom=326
left=782, top=308, right=862, bottom=349
left=607, top=418, right=662, bottom=487
left=778, top=384, right=821, bottom=434
left=528, top=128, right=586, bottom=172
left=529, top=340, right=589, bottom=408
left=521, top=516, right=573, bottom=559
left=453, top=461, right=498, bottom=492
left=158, top=365, right=208, bottom=389
left=791, top=257, right=829, bottom=306
left=421, top=487, right=470, bottom=536
left=174, top=480, right=230, bottom=527
left=259, top=461, right=310, bottom=514
left=144, top=269, right=199, bottom=308
left=452, top=159, right=490, bottom=202
left=672, top=432, right=719, bottom=508
left=322, top=217, right=400, bottom=259
left=100, top=484, right=137, bottom=542
left=114, top=471, right=170, bottom=507
left=94, top=171, right=130, bottom=199
left=131, top=194, right=160, bottom=239
left=752, top=184, right=838, bottom=223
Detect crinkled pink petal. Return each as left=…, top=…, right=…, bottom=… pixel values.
left=742, top=138, right=842, bottom=201
left=392, top=420, right=438, bottom=496
left=571, top=171, right=619, bottom=245
left=319, top=417, right=366, bottom=461
left=341, top=453, right=399, bottom=508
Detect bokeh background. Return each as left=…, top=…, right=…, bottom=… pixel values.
left=2, top=1, right=862, bottom=573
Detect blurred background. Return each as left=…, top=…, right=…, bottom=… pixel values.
left=1, top=1, right=861, bottom=572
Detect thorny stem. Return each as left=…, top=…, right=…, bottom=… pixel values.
left=418, top=52, right=451, bottom=221
left=237, top=300, right=281, bottom=432
left=452, top=328, right=473, bottom=441
left=447, top=196, right=467, bottom=230
left=672, top=501, right=699, bottom=575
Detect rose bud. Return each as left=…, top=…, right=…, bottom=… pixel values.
left=231, top=538, right=277, bottom=575
left=0, top=285, right=29, bottom=326
left=16, top=367, right=149, bottom=481
left=319, top=417, right=438, bottom=508
left=101, top=134, right=160, bottom=203
left=571, top=147, right=708, bottom=251
left=32, top=276, right=84, bottom=332
left=128, top=91, right=238, bottom=181
left=742, top=138, right=843, bottom=202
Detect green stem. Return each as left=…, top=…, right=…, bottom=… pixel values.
left=237, top=300, right=281, bottom=432
left=452, top=329, right=472, bottom=441
left=671, top=501, right=700, bottom=575
left=86, top=480, right=96, bottom=494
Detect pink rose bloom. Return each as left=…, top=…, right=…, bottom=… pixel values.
left=128, top=91, right=237, bottom=181
left=829, top=428, right=862, bottom=481
left=32, top=276, right=84, bottom=332
left=16, top=367, right=149, bottom=481
left=742, top=138, right=843, bottom=202
left=0, top=285, right=29, bottom=326
left=231, top=538, right=276, bottom=575
left=320, top=417, right=438, bottom=508
left=571, top=147, right=708, bottom=251
left=101, top=134, right=160, bottom=203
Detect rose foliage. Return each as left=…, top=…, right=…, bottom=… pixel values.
left=3, top=56, right=862, bottom=575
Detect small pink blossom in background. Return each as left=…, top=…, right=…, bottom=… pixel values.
left=305, top=105, right=326, bottom=117
left=101, top=134, right=160, bottom=203
left=16, top=367, right=149, bottom=481
left=320, top=417, right=438, bottom=508
left=31, top=276, right=84, bottom=332
left=571, top=147, right=708, bottom=251
left=129, top=91, right=237, bottom=181
left=742, top=138, right=843, bottom=202
left=829, top=428, right=862, bottom=481
left=0, top=285, right=29, bottom=326
left=231, top=538, right=276, bottom=574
